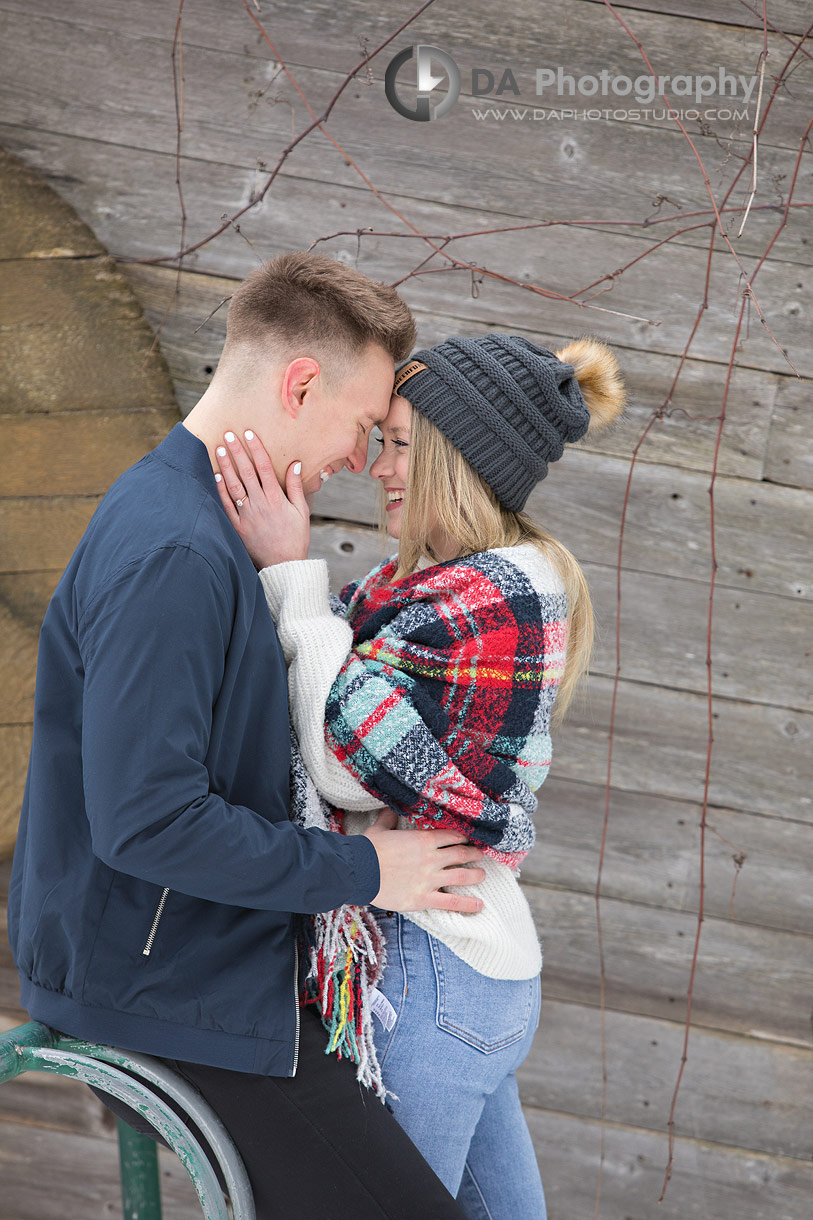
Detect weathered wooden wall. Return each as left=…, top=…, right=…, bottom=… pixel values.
left=1, top=0, right=811, bottom=1216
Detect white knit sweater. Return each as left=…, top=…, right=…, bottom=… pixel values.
left=259, top=547, right=555, bottom=980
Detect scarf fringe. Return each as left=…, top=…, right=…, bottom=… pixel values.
left=289, top=723, right=397, bottom=1100
left=299, top=902, right=397, bottom=1103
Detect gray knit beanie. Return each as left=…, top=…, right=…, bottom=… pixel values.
left=393, top=334, right=592, bottom=512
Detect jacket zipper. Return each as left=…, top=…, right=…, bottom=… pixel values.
left=141, top=889, right=302, bottom=1074
left=142, top=887, right=170, bottom=956
left=291, top=937, right=301, bottom=1075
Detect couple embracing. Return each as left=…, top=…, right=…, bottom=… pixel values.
left=8, top=251, right=624, bottom=1219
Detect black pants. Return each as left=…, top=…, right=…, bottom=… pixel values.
left=90, top=1004, right=466, bottom=1219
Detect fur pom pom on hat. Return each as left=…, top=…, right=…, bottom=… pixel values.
left=394, top=334, right=626, bottom=511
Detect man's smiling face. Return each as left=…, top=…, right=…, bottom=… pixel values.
left=295, top=342, right=395, bottom=495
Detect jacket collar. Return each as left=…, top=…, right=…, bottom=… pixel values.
left=156, top=421, right=222, bottom=506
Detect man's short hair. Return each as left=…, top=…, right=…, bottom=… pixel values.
left=220, top=250, right=416, bottom=381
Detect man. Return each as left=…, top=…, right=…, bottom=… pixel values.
left=7, top=251, right=485, bottom=1218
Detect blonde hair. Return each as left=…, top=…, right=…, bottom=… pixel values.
left=389, top=336, right=625, bottom=727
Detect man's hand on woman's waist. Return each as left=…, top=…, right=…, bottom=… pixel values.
left=362, top=808, right=486, bottom=914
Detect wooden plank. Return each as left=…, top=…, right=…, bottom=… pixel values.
left=581, top=560, right=811, bottom=712
left=0, top=256, right=174, bottom=414
left=310, top=519, right=391, bottom=594
left=582, top=0, right=811, bottom=34
left=0, top=866, right=27, bottom=1018
left=4, top=0, right=809, bottom=56
left=123, top=262, right=785, bottom=484
left=4, top=500, right=809, bottom=719
left=4, top=796, right=810, bottom=1049
left=5, top=803, right=810, bottom=1046
left=0, top=0, right=808, bottom=148
left=524, top=883, right=813, bottom=1043
left=125, top=258, right=807, bottom=499
left=2, top=408, right=181, bottom=496
left=0, top=495, right=378, bottom=580
left=23, top=859, right=798, bottom=1103
left=0, top=1119, right=202, bottom=1220
left=519, top=998, right=813, bottom=1159
left=6, top=513, right=811, bottom=871
left=0, top=724, right=31, bottom=859
left=3, top=0, right=809, bottom=59
left=523, top=775, right=813, bottom=936
left=764, top=373, right=813, bottom=490
left=0, top=497, right=100, bottom=574
left=526, top=452, right=813, bottom=601
left=0, top=574, right=60, bottom=724
left=530, top=1107, right=813, bottom=1220
left=2, top=121, right=808, bottom=376
left=554, top=674, right=812, bottom=822
left=6, top=118, right=809, bottom=378
left=3, top=891, right=812, bottom=1190
left=8, top=547, right=806, bottom=844
left=3, top=921, right=810, bottom=1212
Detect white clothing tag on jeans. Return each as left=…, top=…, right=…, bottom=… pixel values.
left=370, top=987, right=397, bottom=1031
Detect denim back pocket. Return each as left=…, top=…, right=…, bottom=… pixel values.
left=429, top=935, right=539, bottom=1054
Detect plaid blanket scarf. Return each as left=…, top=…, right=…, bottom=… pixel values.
left=290, top=546, right=568, bottom=1096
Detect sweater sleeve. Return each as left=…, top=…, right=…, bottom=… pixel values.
left=259, top=559, right=381, bottom=811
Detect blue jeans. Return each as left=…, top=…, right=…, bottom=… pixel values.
left=371, top=912, right=546, bottom=1220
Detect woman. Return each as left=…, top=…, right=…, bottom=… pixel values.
left=215, top=332, right=625, bottom=1218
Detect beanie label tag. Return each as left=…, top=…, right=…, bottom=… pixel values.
left=394, top=360, right=427, bottom=393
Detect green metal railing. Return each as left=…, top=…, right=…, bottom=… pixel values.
left=0, top=1020, right=256, bottom=1219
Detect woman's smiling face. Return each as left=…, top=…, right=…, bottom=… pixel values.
left=369, top=393, right=412, bottom=538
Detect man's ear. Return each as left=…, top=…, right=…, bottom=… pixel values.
left=280, top=357, right=321, bottom=422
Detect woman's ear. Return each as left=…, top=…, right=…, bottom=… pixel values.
left=280, top=357, right=320, bottom=421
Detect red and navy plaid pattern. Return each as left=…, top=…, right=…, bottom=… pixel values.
left=325, top=548, right=569, bottom=868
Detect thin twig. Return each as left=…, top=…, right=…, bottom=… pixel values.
left=737, top=18, right=769, bottom=238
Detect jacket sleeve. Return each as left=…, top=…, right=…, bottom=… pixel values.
left=78, top=544, right=380, bottom=913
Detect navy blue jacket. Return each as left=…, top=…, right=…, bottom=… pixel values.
left=7, top=422, right=380, bottom=1075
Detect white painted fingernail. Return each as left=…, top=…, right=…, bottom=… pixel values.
left=216, top=446, right=226, bottom=457
left=320, top=469, right=330, bottom=482
left=293, top=462, right=302, bottom=475
left=225, top=431, right=236, bottom=443
left=244, top=429, right=254, bottom=440
left=214, top=472, right=222, bottom=482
